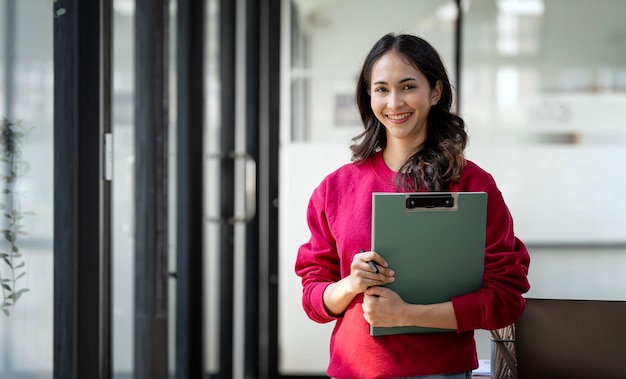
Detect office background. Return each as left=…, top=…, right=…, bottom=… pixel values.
left=1, top=0, right=625, bottom=378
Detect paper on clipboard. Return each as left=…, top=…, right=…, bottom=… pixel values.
left=370, top=192, right=487, bottom=336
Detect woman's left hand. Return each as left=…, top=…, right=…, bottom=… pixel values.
left=362, top=286, right=408, bottom=327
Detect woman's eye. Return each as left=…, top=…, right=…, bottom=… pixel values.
left=403, top=85, right=415, bottom=90
left=374, top=87, right=387, bottom=93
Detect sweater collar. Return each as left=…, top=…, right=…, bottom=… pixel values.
left=371, top=150, right=398, bottom=186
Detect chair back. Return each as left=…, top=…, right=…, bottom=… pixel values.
left=516, top=298, right=626, bottom=379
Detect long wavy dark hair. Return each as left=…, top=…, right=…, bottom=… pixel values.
left=350, top=33, right=467, bottom=191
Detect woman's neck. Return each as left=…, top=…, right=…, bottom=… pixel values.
left=383, top=140, right=422, bottom=172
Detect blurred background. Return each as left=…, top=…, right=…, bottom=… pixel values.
left=1, top=0, right=625, bottom=378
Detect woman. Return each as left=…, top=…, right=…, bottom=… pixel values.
left=295, top=33, right=530, bottom=379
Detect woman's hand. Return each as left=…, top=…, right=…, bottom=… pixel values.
left=362, top=286, right=408, bottom=327
left=322, top=250, right=394, bottom=317
left=347, top=250, right=395, bottom=294
left=363, top=286, right=459, bottom=330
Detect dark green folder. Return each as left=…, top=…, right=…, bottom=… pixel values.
left=370, top=192, right=487, bottom=336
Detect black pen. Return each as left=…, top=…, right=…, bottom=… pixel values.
left=361, top=249, right=379, bottom=274
left=368, top=260, right=379, bottom=274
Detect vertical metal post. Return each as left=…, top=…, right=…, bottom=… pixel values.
left=176, top=0, right=205, bottom=377
left=244, top=0, right=260, bottom=377
left=54, top=0, right=108, bottom=378
left=134, top=0, right=170, bottom=378
left=258, top=1, right=281, bottom=378
left=454, top=0, right=463, bottom=113
left=219, top=0, right=236, bottom=377
left=101, top=0, right=113, bottom=377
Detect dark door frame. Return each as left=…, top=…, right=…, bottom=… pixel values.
left=53, top=0, right=112, bottom=378
left=175, top=0, right=206, bottom=377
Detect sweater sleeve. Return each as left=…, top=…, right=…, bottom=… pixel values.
left=451, top=168, right=531, bottom=332
left=295, top=181, right=342, bottom=323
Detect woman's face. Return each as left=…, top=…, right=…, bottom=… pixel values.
left=369, top=51, right=441, bottom=150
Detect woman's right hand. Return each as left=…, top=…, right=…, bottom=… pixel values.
left=348, top=250, right=395, bottom=294
left=322, top=250, right=395, bottom=317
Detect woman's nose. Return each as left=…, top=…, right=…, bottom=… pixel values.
left=388, top=91, right=404, bottom=109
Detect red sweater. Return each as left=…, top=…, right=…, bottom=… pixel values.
left=295, top=151, right=530, bottom=379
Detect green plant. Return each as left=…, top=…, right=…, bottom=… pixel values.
left=0, top=118, right=35, bottom=316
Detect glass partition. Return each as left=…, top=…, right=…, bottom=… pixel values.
left=461, top=0, right=626, bottom=244
left=112, top=1, right=135, bottom=377
left=0, top=1, right=54, bottom=378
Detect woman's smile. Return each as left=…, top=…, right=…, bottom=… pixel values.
left=386, top=112, right=413, bottom=122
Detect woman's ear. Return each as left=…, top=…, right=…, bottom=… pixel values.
left=431, top=80, right=443, bottom=105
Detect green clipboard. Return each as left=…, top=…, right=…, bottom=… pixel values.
left=370, top=192, right=487, bottom=336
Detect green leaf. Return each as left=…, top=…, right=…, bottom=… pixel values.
left=14, top=261, right=25, bottom=269
left=15, top=272, right=25, bottom=280
left=2, top=258, right=12, bottom=268
left=11, top=288, right=29, bottom=302
left=4, top=231, right=15, bottom=242
left=2, top=283, right=11, bottom=291
left=2, top=308, right=8, bottom=316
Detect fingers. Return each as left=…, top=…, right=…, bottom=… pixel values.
left=351, top=252, right=394, bottom=279
left=348, top=252, right=394, bottom=294
left=367, top=260, right=379, bottom=274
left=358, top=250, right=388, bottom=269
left=364, top=285, right=385, bottom=297
left=362, top=287, right=404, bottom=327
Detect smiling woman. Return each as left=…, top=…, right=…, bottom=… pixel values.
left=368, top=52, right=441, bottom=171
left=294, top=33, right=530, bottom=379
left=352, top=34, right=467, bottom=192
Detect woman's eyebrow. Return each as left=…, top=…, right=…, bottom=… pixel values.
left=373, top=77, right=416, bottom=86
